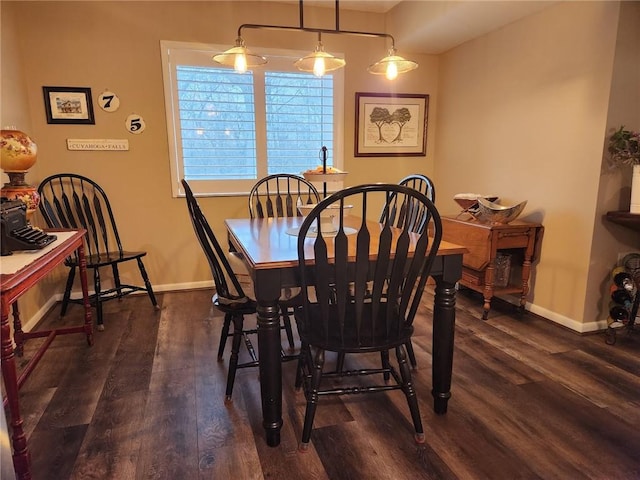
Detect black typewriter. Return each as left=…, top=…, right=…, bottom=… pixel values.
left=1, top=197, right=57, bottom=256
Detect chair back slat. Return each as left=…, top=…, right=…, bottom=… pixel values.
left=249, top=174, right=320, bottom=219
left=78, top=189, right=100, bottom=256
left=285, top=185, right=294, bottom=217
left=59, top=189, right=75, bottom=228
left=265, top=183, right=275, bottom=217
left=274, top=182, right=284, bottom=217
left=298, top=184, right=442, bottom=350
left=37, top=174, right=125, bottom=260
left=181, top=179, right=248, bottom=303
left=40, top=196, right=62, bottom=228
left=92, top=193, right=111, bottom=253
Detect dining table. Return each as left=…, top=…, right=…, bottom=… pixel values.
left=225, top=215, right=468, bottom=447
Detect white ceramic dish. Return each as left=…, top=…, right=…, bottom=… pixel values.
left=297, top=203, right=353, bottom=233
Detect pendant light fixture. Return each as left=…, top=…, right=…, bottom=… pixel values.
left=212, top=0, right=417, bottom=79
left=212, top=36, right=267, bottom=73
left=294, top=33, right=346, bottom=77
left=367, top=47, right=418, bottom=80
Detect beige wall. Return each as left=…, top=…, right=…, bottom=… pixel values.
left=1, top=1, right=437, bottom=325
left=2, top=0, right=636, bottom=332
left=435, top=1, right=628, bottom=331
left=1, top=3, right=57, bottom=321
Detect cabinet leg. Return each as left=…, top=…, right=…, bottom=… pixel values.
left=482, top=294, right=492, bottom=319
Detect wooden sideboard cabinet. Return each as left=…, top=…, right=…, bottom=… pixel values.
left=442, top=216, right=544, bottom=319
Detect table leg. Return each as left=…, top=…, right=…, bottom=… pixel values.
left=256, top=297, right=283, bottom=447
left=431, top=274, right=457, bottom=415
left=11, top=303, right=24, bottom=356
left=1, top=301, right=31, bottom=479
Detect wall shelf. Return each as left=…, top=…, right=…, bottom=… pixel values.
left=605, top=211, right=640, bottom=232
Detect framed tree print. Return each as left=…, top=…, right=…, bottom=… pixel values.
left=355, top=92, right=428, bottom=157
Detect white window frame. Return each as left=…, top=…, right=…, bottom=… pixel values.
left=160, top=40, right=345, bottom=197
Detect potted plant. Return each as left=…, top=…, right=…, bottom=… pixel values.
left=608, top=126, right=640, bottom=214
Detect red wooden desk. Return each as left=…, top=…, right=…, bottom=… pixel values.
left=1, top=229, right=93, bottom=480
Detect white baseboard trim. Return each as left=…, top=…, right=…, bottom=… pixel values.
left=495, top=294, right=608, bottom=334
left=526, top=303, right=608, bottom=333
left=23, top=281, right=610, bottom=335
left=20, top=296, right=61, bottom=335
left=20, top=280, right=214, bottom=333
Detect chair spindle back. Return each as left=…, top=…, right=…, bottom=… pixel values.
left=249, top=174, right=320, bottom=219
left=380, top=174, right=436, bottom=235
left=38, top=174, right=124, bottom=260
left=181, top=179, right=248, bottom=303
left=297, top=184, right=442, bottom=350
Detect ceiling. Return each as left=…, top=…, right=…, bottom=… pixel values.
left=277, top=0, right=402, bottom=14
left=275, top=0, right=558, bottom=54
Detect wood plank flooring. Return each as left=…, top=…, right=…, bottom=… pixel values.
left=6, top=287, right=640, bottom=480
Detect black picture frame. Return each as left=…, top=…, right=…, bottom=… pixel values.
left=42, top=86, right=95, bottom=125
left=355, top=92, right=428, bottom=157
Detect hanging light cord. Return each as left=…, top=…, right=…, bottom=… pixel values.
left=236, top=0, right=398, bottom=51
left=213, top=0, right=417, bottom=78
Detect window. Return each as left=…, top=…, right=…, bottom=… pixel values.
left=161, top=41, right=344, bottom=196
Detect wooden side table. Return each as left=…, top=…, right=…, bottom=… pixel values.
left=442, top=217, right=544, bottom=319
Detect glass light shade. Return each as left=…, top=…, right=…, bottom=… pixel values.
left=1, top=129, right=37, bottom=174
left=367, top=48, right=418, bottom=80
left=294, top=42, right=345, bottom=77
left=213, top=37, right=267, bottom=73
left=1, top=129, right=40, bottom=216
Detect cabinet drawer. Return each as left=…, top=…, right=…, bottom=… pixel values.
left=495, top=229, right=533, bottom=249
left=462, top=268, right=484, bottom=286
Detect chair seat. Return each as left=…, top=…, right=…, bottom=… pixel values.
left=294, top=303, right=413, bottom=353
left=214, top=293, right=257, bottom=313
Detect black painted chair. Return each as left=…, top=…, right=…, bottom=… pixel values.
left=38, top=173, right=158, bottom=329
left=336, top=173, right=437, bottom=371
left=293, top=183, right=442, bottom=451
left=381, top=173, right=436, bottom=235
left=248, top=173, right=320, bottom=219
left=386, top=173, right=436, bottom=367
left=182, top=179, right=296, bottom=401
left=248, top=173, right=321, bottom=349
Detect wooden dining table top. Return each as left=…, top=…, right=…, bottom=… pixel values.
left=225, top=216, right=468, bottom=270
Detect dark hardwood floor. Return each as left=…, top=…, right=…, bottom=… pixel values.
left=7, top=286, right=640, bottom=479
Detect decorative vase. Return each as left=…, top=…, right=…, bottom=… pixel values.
left=1, top=129, right=39, bottom=218
left=631, top=164, right=640, bottom=214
